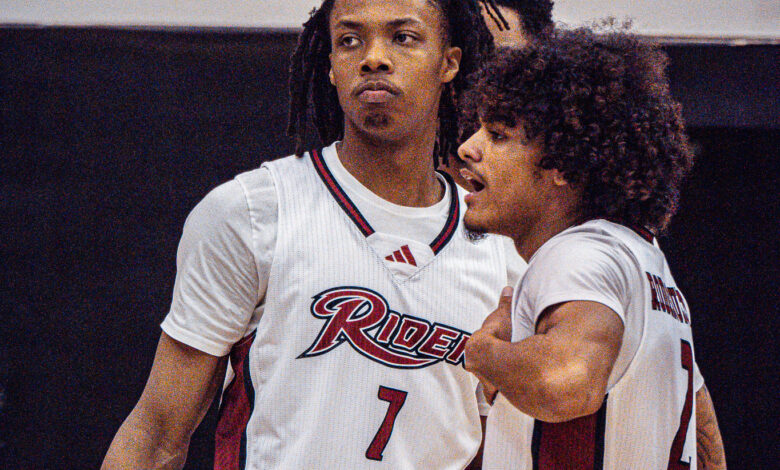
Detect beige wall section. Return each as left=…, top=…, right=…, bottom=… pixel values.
left=1, top=0, right=778, bottom=39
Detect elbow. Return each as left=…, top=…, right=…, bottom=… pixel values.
left=526, top=363, right=607, bottom=423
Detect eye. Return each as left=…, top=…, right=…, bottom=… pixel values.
left=394, top=32, right=417, bottom=45
left=339, top=34, right=360, bottom=48
left=488, top=130, right=507, bottom=142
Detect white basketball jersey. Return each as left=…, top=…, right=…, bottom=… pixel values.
left=484, top=220, right=698, bottom=470
left=215, top=149, right=513, bottom=469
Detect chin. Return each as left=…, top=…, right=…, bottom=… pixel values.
left=463, top=212, right=491, bottom=239
left=364, top=112, right=391, bottom=129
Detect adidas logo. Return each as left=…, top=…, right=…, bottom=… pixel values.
left=385, top=245, right=417, bottom=267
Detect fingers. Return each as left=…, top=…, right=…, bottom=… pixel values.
left=482, top=380, right=498, bottom=406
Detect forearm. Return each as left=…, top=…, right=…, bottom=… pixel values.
left=467, top=333, right=602, bottom=422
left=696, top=384, right=726, bottom=469
left=102, top=408, right=189, bottom=470
left=102, top=333, right=227, bottom=470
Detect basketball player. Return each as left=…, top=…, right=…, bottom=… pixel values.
left=102, top=0, right=524, bottom=468
left=480, top=0, right=553, bottom=48
left=440, top=0, right=553, bottom=188
left=458, top=29, right=727, bottom=468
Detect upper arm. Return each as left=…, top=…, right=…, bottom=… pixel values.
left=163, top=172, right=276, bottom=356
left=535, top=301, right=624, bottom=406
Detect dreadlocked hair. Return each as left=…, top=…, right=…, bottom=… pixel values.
left=492, top=1, right=554, bottom=37
left=287, top=0, right=499, bottom=166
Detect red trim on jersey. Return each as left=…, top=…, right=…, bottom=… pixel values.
left=310, top=148, right=374, bottom=237
left=531, top=397, right=607, bottom=470
left=429, top=170, right=460, bottom=254
left=600, top=217, right=655, bottom=244
left=214, top=331, right=256, bottom=470
left=311, top=149, right=460, bottom=255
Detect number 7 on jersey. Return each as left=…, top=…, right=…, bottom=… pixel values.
left=366, top=386, right=408, bottom=461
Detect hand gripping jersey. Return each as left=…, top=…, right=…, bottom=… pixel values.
left=483, top=220, right=702, bottom=470
left=215, top=150, right=514, bottom=469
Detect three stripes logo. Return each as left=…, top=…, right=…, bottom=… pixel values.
left=384, top=245, right=417, bottom=266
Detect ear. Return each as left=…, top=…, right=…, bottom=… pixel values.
left=551, top=169, right=570, bottom=187
left=440, top=46, right=462, bottom=84
left=328, top=54, right=336, bottom=85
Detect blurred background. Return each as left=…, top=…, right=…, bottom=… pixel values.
left=1, top=1, right=777, bottom=468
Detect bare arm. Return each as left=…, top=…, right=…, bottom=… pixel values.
left=696, top=383, right=726, bottom=469
left=102, top=332, right=228, bottom=469
left=465, top=290, right=623, bottom=423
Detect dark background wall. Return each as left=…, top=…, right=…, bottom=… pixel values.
left=1, top=27, right=777, bottom=469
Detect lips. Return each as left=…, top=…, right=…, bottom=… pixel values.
left=354, top=80, right=401, bottom=104
left=460, top=168, right=485, bottom=193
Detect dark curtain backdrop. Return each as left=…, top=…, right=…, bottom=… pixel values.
left=1, top=27, right=777, bottom=469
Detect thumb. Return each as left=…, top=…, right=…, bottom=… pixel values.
left=497, top=285, right=513, bottom=311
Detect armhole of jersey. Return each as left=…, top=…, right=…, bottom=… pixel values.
left=603, top=239, right=650, bottom=393
left=239, top=166, right=282, bottom=333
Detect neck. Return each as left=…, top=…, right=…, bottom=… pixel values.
left=336, top=121, right=443, bottom=207
left=514, top=207, right=582, bottom=261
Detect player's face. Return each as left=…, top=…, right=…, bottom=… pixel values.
left=480, top=4, right=528, bottom=48
left=328, top=0, right=461, bottom=143
left=458, top=121, right=554, bottom=241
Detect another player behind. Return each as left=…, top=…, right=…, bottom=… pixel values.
left=440, top=0, right=553, bottom=189
left=458, top=28, right=727, bottom=469
left=479, top=0, right=553, bottom=48
left=102, top=0, right=524, bottom=469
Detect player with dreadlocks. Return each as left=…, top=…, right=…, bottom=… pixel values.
left=103, top=1, right=525, bottom=469
left=288, top=0, right=503, bottom=166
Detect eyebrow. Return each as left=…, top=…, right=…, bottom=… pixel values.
left=333, top=17, right=424, bottom=30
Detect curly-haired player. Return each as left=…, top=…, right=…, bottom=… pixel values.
left=458, top=28, right=726, bottom=469
left=102, top=1, right=526, bottom=469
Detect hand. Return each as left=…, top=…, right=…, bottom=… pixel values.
left=480, top=286, right=513, bottom=341
left=480, top=378, right=499, bottom=406
left=464, top=286, right=513, bottom=375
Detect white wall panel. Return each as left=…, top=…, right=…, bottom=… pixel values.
left=1, top=1, right=778, bottom=39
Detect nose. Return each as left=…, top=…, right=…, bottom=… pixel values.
left=360, top=39, right=393, bottom=74
left=457, top=129, right=483, bottom=163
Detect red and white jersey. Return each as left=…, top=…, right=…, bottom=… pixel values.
left=211, top=149, right=517, bottom=469
left=483, top=219, right=703, bottom=470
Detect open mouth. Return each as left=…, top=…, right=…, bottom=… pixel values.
left=460, top=168, right=485, bottom=193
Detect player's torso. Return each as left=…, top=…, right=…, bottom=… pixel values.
left=229, top=153, right=509, bottom=469
left=486, top=221, right=697, bottom=470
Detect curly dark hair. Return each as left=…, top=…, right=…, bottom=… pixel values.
left=464, top=28, right=694, bottom=232
left=287, top=0, right=499, bottom=166
left=492, top=0, right=554, bottom=37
